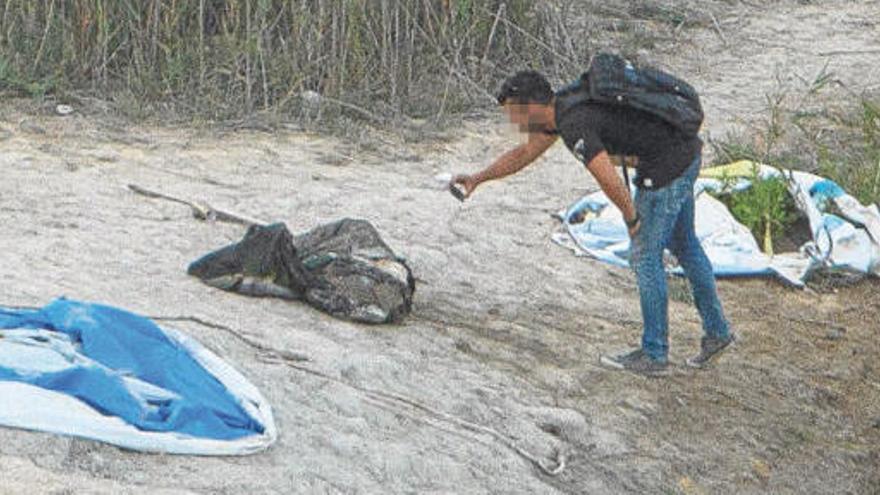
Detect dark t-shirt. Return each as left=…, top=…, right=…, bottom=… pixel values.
left=554, top=99, right=702, bottom=189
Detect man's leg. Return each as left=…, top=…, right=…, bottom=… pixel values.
left=601, top=162, right=707, bottom=374
left=669, top=160, right=735, bottom=367
left=669, top=172, right=730, bottom=341
left=600, top=181, right=685, bottom=374
left=629, top=183, right=684, bottom=361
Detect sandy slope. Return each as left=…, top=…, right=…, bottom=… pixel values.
left=0, top=0, right=878, bottom=493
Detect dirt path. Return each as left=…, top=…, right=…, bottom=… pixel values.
left=1, top=1, right=879, bottom=494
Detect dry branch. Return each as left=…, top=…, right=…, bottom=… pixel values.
left=127, top=184, right=267, bottom=227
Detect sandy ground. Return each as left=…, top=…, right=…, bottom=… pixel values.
left=1, top=1, right=879, bottom=493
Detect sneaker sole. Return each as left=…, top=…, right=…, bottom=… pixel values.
left=685, top=335, right=736, bottom=369
left=599, top=355, right=626, bottom=370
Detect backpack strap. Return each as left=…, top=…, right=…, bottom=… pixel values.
left=554, top=74, right=591, bottom=122
left=556, top=74, right=633, bottom=193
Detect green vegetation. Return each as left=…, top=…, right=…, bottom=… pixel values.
left=711, top=63, right=880, bottom=208
left=816, top=99, right=880, bottom=206
left=710, top=167, right=798, bottom=255
left=711, top=93, right=880, bottom=250
left=0, top=0, right=560, bottom=123
left=710, top=60, right=879, bottom=255
left=0, top=0, right=728, bottom=126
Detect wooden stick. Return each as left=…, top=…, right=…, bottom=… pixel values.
left=127, top=184, right=267, bottom=227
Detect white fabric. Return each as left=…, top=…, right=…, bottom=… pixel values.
left=0, top=325, right=276, bottom=456
left=554, top=162, right=880, bottom=286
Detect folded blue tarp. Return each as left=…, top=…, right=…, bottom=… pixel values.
left=0, top=299, right=276, bottom=455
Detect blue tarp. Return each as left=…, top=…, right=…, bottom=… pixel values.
left=0, top=299, right=276, bottom=454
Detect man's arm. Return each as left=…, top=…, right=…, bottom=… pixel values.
left=452, top=131, right=557, bottom=198
left=585, top=151, right=639, bottom=233
left=473, top=131, right=557, bottom=183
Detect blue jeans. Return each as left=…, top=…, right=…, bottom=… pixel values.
left=630, top=155, right=730, bottom=361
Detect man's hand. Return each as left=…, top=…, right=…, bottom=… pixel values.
left=450, top=174, right=479, bottom=200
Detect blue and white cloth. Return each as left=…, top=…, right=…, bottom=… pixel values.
left=0, top=299, right=276, bottom=455
left=553, top=161, right=880, bottom=286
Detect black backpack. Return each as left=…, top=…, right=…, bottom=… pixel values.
left=556, top=53, right=704, bottom=137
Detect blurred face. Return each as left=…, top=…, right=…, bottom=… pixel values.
left=503, top=101, right=553, bottom=133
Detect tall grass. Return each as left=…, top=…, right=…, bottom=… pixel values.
left=0, top=0, right=576, bottom=122
left=816, top=99, right=880, bottom=206
left=710, top=59, right=880, bottom=207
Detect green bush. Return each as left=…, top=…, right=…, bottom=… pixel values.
left=702, top=54, right=880, bottom=258
left=712, top=167, right=798, bottom=255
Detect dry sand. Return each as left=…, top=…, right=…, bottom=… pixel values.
left=1, top=1, right=879, bottom=493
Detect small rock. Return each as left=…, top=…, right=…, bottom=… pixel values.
left=454, top=339, right=473, bottom=354
left=618, top=398, right=656, bottom=418
left=55, top=104, right=74, bottom=116
left=300, top=90, right=322, bottom=110
left=871, top=417, right=880, bottom=429
left=275, top=349, right=309, bottom=362
left=95, top=154, right=119, bottom=163
left=678, top=476, right=699, bottom=494
left=538, top=422, right=562, bottom=437
left=752, top=459, right=771, bottom=481
left=825, top=328, right=846, bottom=341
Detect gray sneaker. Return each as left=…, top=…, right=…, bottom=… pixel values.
left=600, top=349, right=669, bottom=376
left=686, top=333, right=736, bottom=368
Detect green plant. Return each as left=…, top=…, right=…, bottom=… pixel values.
left=711, top=57, right=879, bottom=209
left=816, top=98, right=880, bottom=206
left=713, top=165, right=798, bottom=255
